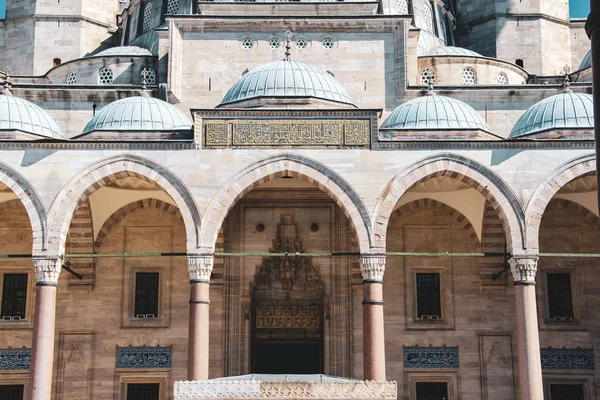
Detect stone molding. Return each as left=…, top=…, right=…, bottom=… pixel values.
left=188, top=255, right=214, bottom=282
left=509, top=257, right=538, bottom=284
left=33, top=258, right=62, bottom=285
left=360, top=254, right=385, bottom=282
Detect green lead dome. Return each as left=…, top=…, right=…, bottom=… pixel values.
left=381, top=94, right=490, bottom=131
left=220, top=60, right=355, bottom=106
left=0, top=91, right=63, bottom=138
left=510, top=92, right=594, bottom=138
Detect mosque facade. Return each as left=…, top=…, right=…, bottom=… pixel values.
left=0, top=0, right=596, bottom=399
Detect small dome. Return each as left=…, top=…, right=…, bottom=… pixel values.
left=220, top=60, right=354, bottom=106
left=579, top=50, right=592, bottom=70
left=423, top=46, right=483, bottom=57
left=93, top=46, right=153, bottom=57
left=0, top=92, right=63, bottom=138
left=82, top=96, right=192, bottom=134
left=381, top=94, right=490, bottom=131
left=510, top=91, right=594, bottom=138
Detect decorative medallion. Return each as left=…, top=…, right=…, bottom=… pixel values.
left=255, top=303, right=320, bottom=329
left=403, top=345, right=459, bottom=368
left=0, top=347, right=31, bottom=370
left=115, top=345, right=172, bottom=369
left=541, top=347, right=595, bottom=370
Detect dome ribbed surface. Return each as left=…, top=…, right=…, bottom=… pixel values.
left=579, top=50, right=592, bottom=70
left=0, top=94, right=63, bottom=138
left=381, top=95, right=490, bottom=131
left=94, top=46, right=152, bottom=57
left=510, top=92, right=594, bottom=138
left=220, top=60, right=354, bottom=106
left=82, top=96, right=192, bottom=134
left=423, top=46, right=482, bottom=57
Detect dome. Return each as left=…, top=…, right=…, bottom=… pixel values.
left=423, top=46, right=483, bottom=57
left=93, top=46, right=153, bottom=57
left=381, top=94, right=490, bottom=131
left=82, top=96, right=192, bottom=134
left=220, top=60, right=355, bottom=106
left=0, top=90, right=63, bottom=138
left=510, top=91, right=594, bottom=138
left=579, top=50, right=592, bottom=70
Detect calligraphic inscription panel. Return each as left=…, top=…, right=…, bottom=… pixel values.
left=256, top=304, right=320, bottom=329
left=0, top=347, right=31, bottom=370
left=403, top=345, right=459, bottom=368
left=116, top=345, right=172, bottom=369
left=205, top=122, right=228, bottom=145
left=541, top=347, right=595, bottom=370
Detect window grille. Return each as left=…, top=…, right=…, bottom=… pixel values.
left=420, top=68, right=436, bottom=85
left=66, top=72, right=77, bottom=85
left=268, top=38, right=280, bottom=49
left=99, top=67, right=114, bottom=84
left=549, top=384, right=584, bottom=400
left=167, top=0, right=178, bottom=15
left=415, top=382, right=448, bottom=400
left=140, top=67, right=156, bottom=85
left=142, top=2, right=153, bottom=32
left=547, top=273, right=574, bottom=320
left=296, top=38, right=308, bottom=49
left=127, top=383, right=160, bottom=400
left=134, top=272, right=159, bottom=317
left=241, top=38, right=254, bottom=49
left=461, top=67, right=477, bottom=85
left=322, top=38, right=334, bottom=49
left=396, top=0, right=409, bottom=14
left=423, top=3, right=434, bottom=34
left=0, top=384, right=25, bottom=400
left=497, top=72, right=508, bottom=85
left=1, top=274, right=27, bottom=319
left=416, top=273, right=441, bottom=319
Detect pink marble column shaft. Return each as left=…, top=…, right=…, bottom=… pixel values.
left=361, top=254, right=386, bottom=382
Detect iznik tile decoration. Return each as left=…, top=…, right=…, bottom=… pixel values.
left=0, top=347, right=31, bottom=370
left=403, top=345, right=459, bottom=368
left=116, top=345, right=172, bottom=369
left=541, top=347, right=595, bottom=370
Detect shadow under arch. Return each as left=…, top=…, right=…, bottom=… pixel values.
left=373, top=152, right=526, bottom=253
left=0, top=160, right=47, bottom=255
left=199, top=153, right=373, bottom=254
left=525, top=153, right=596, bottom=251
left=46, top=154, right=201, bottom=255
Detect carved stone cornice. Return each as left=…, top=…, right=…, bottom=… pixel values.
left=510, top=256, right=539, bottom=284
left=188, top=254, right=214, bottom=282
left=33, top=258, right=62, bottom=285
left=360, top=254, right=385, bottom=282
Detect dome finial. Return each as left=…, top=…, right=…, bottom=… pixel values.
left=561, top=74, right=573, bottom=94
left=2, top=72, right=13, bottom=96
left=284, top=30, right=292, bottom=61
left=140, top=75, right=150, bottom=98
left=425, top=79, right=436, bottom=96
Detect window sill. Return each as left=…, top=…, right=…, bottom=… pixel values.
left=123, top=317, right=169, bottom=329
left=0, top=319, right=33, bottom=330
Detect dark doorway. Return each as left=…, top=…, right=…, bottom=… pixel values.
left=550, top=384, right=585, bottom=400
left=254, top=342, right=322, bottom=374
left=0, top=384, right=24, bottom=400
left=416, top=382, right=449, bottom=400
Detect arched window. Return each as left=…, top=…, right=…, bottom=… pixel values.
left=423, top=2, right=434, bottom=34
left=53, top=58, right=61, bottom=67
left=66, top=72, right=77, bottom=85
left=497, top=72, right=508, bottom=85
left=396, top=0, right=409, bottom=14
left=142, top=2, right=153, bottom=33
left=140, top=67, right=156, bottom=85
left=461, top=67, right=477, bottom=85
left=167, top=0, right=179, bottom=15
left=420, top=68, right=436, bottom=85
left=99, top=67, right=114, bottom=84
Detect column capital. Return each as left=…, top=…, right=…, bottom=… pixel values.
left=32, top=257, right=61, bottom=286
left=188, top=254, right=214, bottom=282
left=360, top=254, right=385, bottom=282
left=510, top=256, right=539, bottom=285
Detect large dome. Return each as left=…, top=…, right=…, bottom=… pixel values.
left=579, top=50, right=592, bottom=70
left=93, top=46, right=153, bottom=57
left=0, top=91, right=63, bottom=138
left=220, top=60, right=355, bottom=106
left=510, top=91, right=593, bottom=138
left=82, top=96, right=192, bottom=134
left=381, top=94, right=490, bottom=131
left=422, top=46, right=482, bottom=57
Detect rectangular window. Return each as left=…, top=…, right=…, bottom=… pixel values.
left=134, top=272, right=159, bottom=318
left=0, top=384, right=25, bottom=400
left=416, top=382, right=448, bottom=400
left=127, top=383, right=160, bottom=400
left=550, top=383, right=584, bottom=400
left=547, top=273, right=574, bottom=321
left=1, top=274, right=28, bottom=319
left=416, top=273, right=441, bottom=319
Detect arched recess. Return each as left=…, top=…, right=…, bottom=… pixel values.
left=544, top=198, right=600, bottom=227
left=373, top=153, right=525, bottom=253
left=46, top=154, right=201, bottom=255
left=525, top=153, right=596, bottom=251
left=94, top=199, right=182, bottom=249
left=199, top=153, right=373, bottom=254
left=393, top=199, right=481, bottom=250
left=0, top=161, right=47, bottom=255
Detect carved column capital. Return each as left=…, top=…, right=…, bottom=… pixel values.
left=33, top=257, right=62, bottom=286
left=188, top=254, right=214, bottom=282
left=360, top=254, right=386, bottom=282
left=510, top=256, right=539, bottom=285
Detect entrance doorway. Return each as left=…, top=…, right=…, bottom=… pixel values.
left=253, top=342, right=322, bottom=374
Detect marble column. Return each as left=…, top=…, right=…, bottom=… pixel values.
left=187, top=254, right=214, bottom=381
left=360, top=254, right=386, bottom=382
left=29, top=257, right=61, bottom=400
left=510, top=256, right=543, bottom=400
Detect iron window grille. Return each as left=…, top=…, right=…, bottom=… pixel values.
left=416, top=273, right=441, bottom=319
left=134, top=272, right=159, bottom=318
left=127, top=383, right=160, bottom=400
left=0, top=384, right=25, bottom=400
left=547, top=273, right=574, bottom=321
left=1, top=274, right=27, bottom=320
left=416, top=382, right=448, bottom=400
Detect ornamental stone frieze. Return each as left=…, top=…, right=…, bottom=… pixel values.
left=509, top=256, right=538, bottom=284
left=188, top=255, right=214, bottom=282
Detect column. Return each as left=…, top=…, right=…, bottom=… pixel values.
left=29, top=257, right=61, bottom=400
left=585, top=2, right=600, bottom=209
left=510, top=256, right=543, bottom=400
left=360, top=254, right=386, bottom=382
left=187, top=254, right=214, bottom=381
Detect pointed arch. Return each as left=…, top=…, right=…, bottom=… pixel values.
left=373, top=153, right=525, bottom=253
left=47, top=154, right=201, bottom=255
left=199, top=153, right=373, bottom=253
left=0, top=161, right=47, bottom=255
left=525, top=153, right=596, bottom=251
